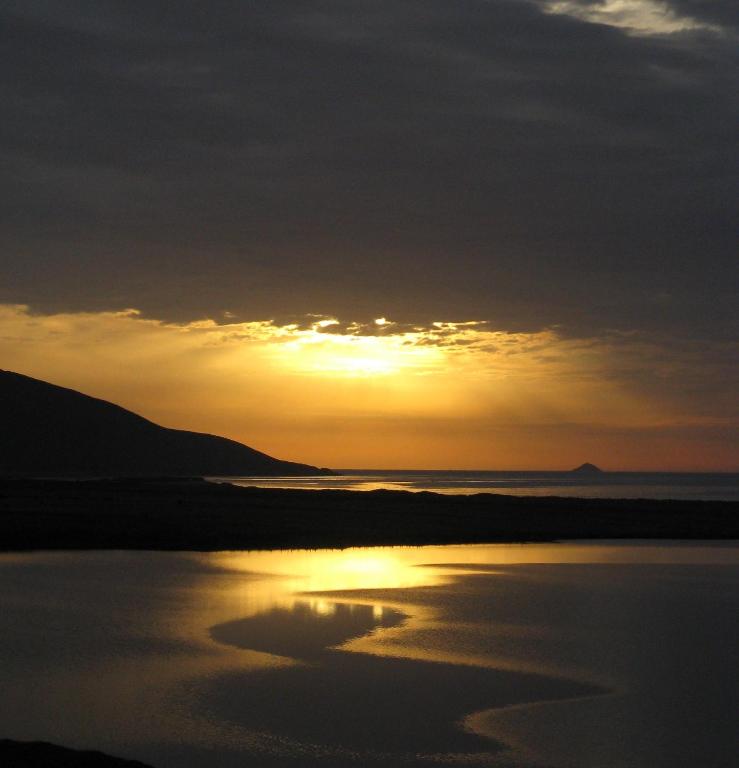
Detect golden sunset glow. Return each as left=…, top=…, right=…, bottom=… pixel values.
left=271, top=326, right=444, bottom=377
left=2, top=6, right=737, bottom=768
left=0, top=303, right=736, bottom=470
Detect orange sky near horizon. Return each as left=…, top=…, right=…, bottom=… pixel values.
left=1, top=304, right=736, bottom=471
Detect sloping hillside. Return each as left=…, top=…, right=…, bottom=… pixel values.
left=0, top=370, right=327, bottom=477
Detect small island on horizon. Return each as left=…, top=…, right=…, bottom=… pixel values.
left=1, top=6, right=736, bottom=767
left=1, top=370, right=736, bottom=553
left=1, top=475, right=736, bottom=552
left=571, top=462, right=604, bottom=473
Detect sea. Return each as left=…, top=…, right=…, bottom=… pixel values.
left=213, top=470, right=739, bottom=501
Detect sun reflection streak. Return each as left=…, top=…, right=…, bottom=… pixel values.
left=208, top=542, right=735, bottom=621
left=306, top=598, right=336, bottom=617
left=215, top=548, right=443, bottom=594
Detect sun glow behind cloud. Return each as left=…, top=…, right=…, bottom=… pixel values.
left=269, top=326, right=445, bottom=378
left=0, top=304, right=736, bottom=469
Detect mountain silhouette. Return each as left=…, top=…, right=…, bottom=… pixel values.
left=0, top=370, right=328, bottom=477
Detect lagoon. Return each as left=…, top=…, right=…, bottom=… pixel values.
left=1, top=543, right=737, bottom=767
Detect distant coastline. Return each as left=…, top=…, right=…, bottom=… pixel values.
left=1, top=477, right=736, bottom=552
left=215, top=469, right=739, bottom=502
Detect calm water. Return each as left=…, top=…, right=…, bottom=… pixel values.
left=215, top=470, right=739, bottom=500
left=1, top=543, right=738, bottom=767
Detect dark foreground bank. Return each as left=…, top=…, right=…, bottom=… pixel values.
left=0, top=740, right=153, bottom=767
left=1, top=477, right=737, bottom=550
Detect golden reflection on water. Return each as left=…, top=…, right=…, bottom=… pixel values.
left=209, top=541, right=738, bottom=605
left=1, top=543, right=738, bottom=766
left=208, top=549, right=443, bottom=619
left=201, top=542, right=739, bottom=664
left=215, top=548, right=445, bottom=592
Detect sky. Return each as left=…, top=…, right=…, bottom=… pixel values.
left=1, top=1, right=737, bottom=470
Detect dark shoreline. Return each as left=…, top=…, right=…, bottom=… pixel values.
left=0, top=739, right=153, bottom=767
left=1, top=477, right=737, bottom=551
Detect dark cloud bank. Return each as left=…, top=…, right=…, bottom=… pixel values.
left=1, top=0, right=737, bottom=339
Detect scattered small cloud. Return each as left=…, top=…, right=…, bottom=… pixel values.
left=541, top=0, right=725, bottom=36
